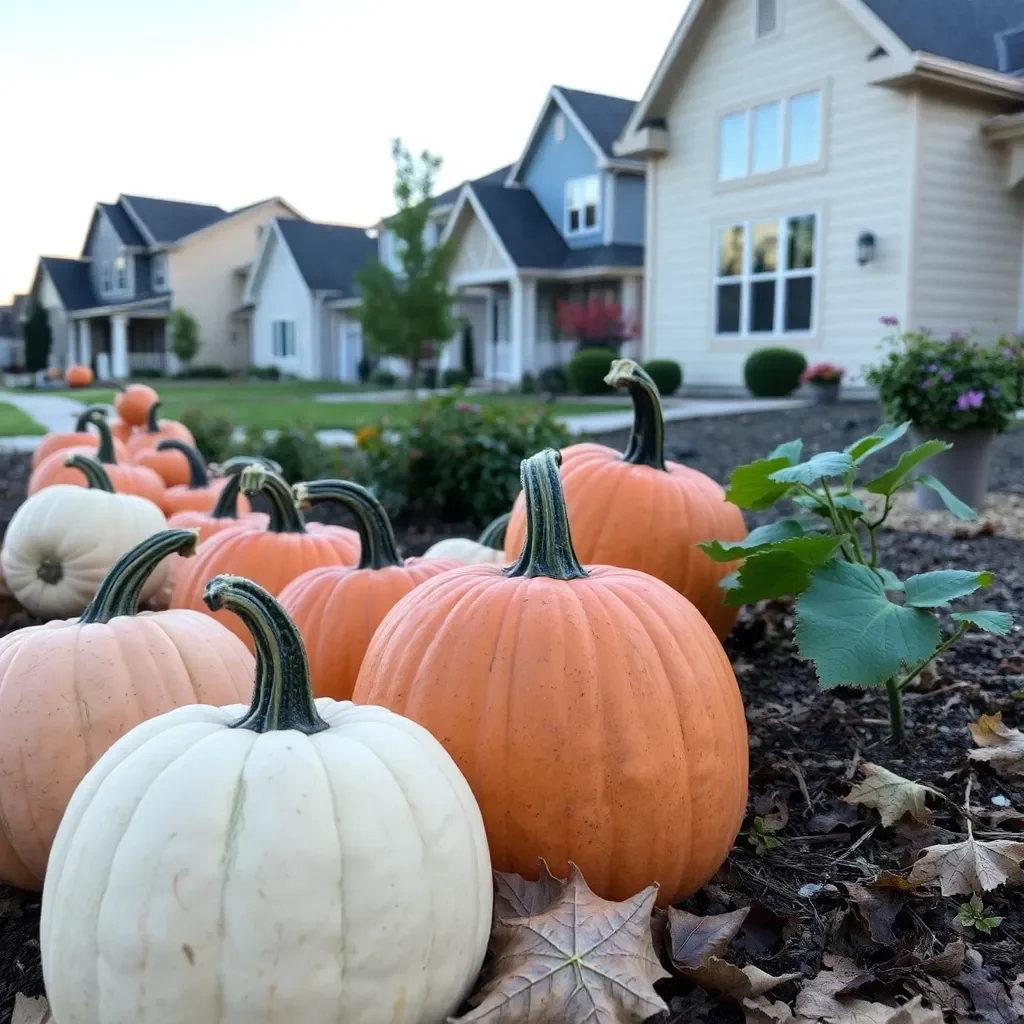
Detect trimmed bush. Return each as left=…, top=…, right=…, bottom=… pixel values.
left=519, top=372, right=536, bottom=395
left=131, top=368, right=165, bottom=379
left=443, top=368, right=471, bottom=388
left=538, top=365, right=568, bottom=396
left=174, top=364, right=230, bottom=379
left=568, top=348, right=617, bottom=395
left=372, top=368, right=397, bottom=388
left=180, top=409, right=234, bottom=463
left=248, top=365, right=281, bottom=381
left=643, top=359, right=683, bottom=396
left=743, top=347, right=808, bottom=397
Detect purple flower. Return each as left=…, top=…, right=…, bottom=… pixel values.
left=1003, top=346, right=1018, bottom=359
left=879, top=315, right=899, bottom=327
left=942, top=371, right=953, bottom=383
left=928, top=363, right=940, bottom=372
left=950, top=331, right=966, bottom=341
left=955, top=390, right=985, bottom=411
left=455, top=401, right=481, bottom=414
left=920, top=377, right=935, bottom=390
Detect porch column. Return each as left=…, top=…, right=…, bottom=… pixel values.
left=110, top=315, right=129, bottom=380
left=67, top=321, right=79, bottom=365
left=509, top=277, right=524, bottom=382
left=621, top=276, right=642, bottom=358
left=520, top=278, right=537, bottom=376
left=484, top=290, right=496, bottom=381
left=78, top=320, right=92, bottom=368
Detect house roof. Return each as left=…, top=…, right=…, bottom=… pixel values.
left=99, top=202, right=147, bottom=247
left=39, top=257, right=98, bottom=312
left=432, top=164, right=515, bottom=211
left=0, top=307, right=18, bottom=339
left=120, top=194, right=229, bottom=244
left=555, top=86, right=639, bottom=157
left=276, top=219, right=377, bottom=293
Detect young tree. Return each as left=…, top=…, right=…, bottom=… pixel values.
left=357, top=139, right=457, bottom=387
left=23, top=303, right=52, bottom=373
left=168, top=308, right=200, bottom=370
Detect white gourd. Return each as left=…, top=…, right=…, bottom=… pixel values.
left=423, top=511, right=511, bottom=565
left=41, top=574, right=492, bottom=1024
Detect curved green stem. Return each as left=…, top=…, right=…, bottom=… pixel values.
left=478, top=511, right=511, bottom=550
left=81, top=409, right=117, bottom=463
left=240, top=464, right=307, bottom=533
left=204, top=575, right=328, bottom=735
left=144, top=400, right=164, bottom=434
left=156, top=439, right=208, bottom=489
left=63, top=453, right=116, bottom=493
left=79, top=529, right=198, bottom=623
left=295, top=479, right=398, bottom=569
left=604, top=358, right=666, bottom=471
left=73, top=405, right=112, bottom=432
left=504, top=448, right=588, bottom=580
left=209, top=457, right=281, bottom=519
left=885, top=678, right=906, bottom=743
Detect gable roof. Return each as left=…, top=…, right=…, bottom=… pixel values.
left=275, top=219, right=377, bottom=294
left=99, top=202, right=147, bottom=247
left=120, top=194, right=229, bottom=245
left=0, top=306, right=18, bottom=339
left=433, top=164, right=514, bottom=210
left=38, top=257, right=98, bottom=312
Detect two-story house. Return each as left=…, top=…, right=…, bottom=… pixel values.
left=0, top=294, right=26, bottom=369
left=26, top=194, right=299, bottom=378
left=616, top=0, right=1024, bottom=387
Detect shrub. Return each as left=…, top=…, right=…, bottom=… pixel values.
left=131, top=367, right=165, bottom=379
left=537, top=365, right=568, bottom=396
left=568, top=348, right=617, bottom=395
left=520, top=372, right=536, bottom=395
left=422, top=367, right=438, bottom=389
left=643, top=359, right=683, bottom=396
left=373, top=368, right=397, bottom=389
left=357, top=356, right=373, bottom=383
left=744, top=347, right=808, bottom=397
left=443, top=368, right=471, bottom=388
left=352, top=394, right=570, bottom=524
left=236, top=427, right=341, bottom=483
left=175, top=364, right=230, bottom=379
left=248, top=365, right=281, bottom=381
left=180, top=409, right=235, bottom=463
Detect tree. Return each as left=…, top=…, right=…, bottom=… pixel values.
left=23, top=302, right=52, bottom=373
left=357, top=139, right=457, bottom=386
left=169, top=308, right=201, bottom=370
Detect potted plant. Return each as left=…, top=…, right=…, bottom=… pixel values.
left=801, top=362, right=845, bottom=404
left=866, top=321, right=1019, bottom=511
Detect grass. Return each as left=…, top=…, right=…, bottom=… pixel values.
left=0, top=402, right=46, bottom=436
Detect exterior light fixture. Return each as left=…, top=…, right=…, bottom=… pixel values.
left=857, top=231, right=877, bottom=266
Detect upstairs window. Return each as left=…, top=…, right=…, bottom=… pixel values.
left=113, top=255, right=127, bottom=291
left=272, top=320, right=296, bottom=358
left=565, top=175, right=600, bottom=235
left=101, top=261, right=113, bottom=294
left=152, top=252, right=167, bottom=289
left=755, top=0, right=779, bottom=39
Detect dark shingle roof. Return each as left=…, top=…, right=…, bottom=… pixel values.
left=120, top=194, right=229, bottom=244
left=39, top=258, right=98, bottom=311
left=276, top=219, right=377, bottom=294
left=563, top=244, right=645, bottom=270
left=0, top=308, right=17, bottom=338
left=433, top=164, right=514, bottom=210
left=100, top=202, right=146, bottom=247
left=557, top=87, right=639, bottom=157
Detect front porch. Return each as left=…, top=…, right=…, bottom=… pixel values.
left=70, top=301, right=171, bottom=380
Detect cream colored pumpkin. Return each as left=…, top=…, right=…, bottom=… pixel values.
left=423, top=536, right=507, bottom=564
left=42, top=575, right=492, bottom=1024
left=2, top=456, right=168, bottom=618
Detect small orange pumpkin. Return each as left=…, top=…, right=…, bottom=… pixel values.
left=64, top=364, right=94, bottom=388
left=108, top=417, right=135, bottom=444
left=355, top=448, right=749, bottom=907
left=504, top=358, right=747, bottom=640
left=125, top=401, right=195, bottom=458
left=280, top=479, right=459, bottom=700
left=31, top=406, right=129, bottom=469
left=153, top=440, right=251, bottom=515
left=113, top=382, right=159, bottom=427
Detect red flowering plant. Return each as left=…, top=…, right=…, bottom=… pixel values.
left=555, top=297, right=638, bottom=351
left=801, top=362, right=845, bottom=385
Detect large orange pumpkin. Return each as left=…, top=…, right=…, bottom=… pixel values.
left=31, top=406, right=129, bottom=469
left=64, top=364, right=94, bottom=388
left=355, top=448, right=749, bottom=907
left=0, top=528, right=254, bottom=889
left=504, top=359, right=747, bottom=640
left=113, top=382, right=159, bottom=427
left=148, top=440, right=250, bottom=515
left=125, top=400, right=195, bottom=458
left=279, top=479, right=459, bottom=701
left=170, top=464, right=360, bottom=648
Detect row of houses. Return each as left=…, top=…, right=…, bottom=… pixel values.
left=19, top=0, right=1024, bottom=387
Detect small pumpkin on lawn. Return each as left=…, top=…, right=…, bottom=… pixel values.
left=64, top=364, right=94, bottom=388
left=2, top=454, right=169, bottom=618
left=113, top=382, right=158, bottom=427
left=31, top=406, right=129, bottom=469
left=280, top=479, right=460, bottom=700
left=504, top=358, right=747, bottom=640
left=149, top=440, right=251, bottom=514
left=0, top=529, right=254, bottom=890
left=356, top=448, right=749, bottom=907
left=41, top=574, right=492, bottom=1024
left=125, top=400, right=195, bottom=458
left=423, top=511, right=511, bottom=565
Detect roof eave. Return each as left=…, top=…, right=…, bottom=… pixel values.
left=875, top=52, right=1024, bottom=101
left=614, top=126, right=670, bottom=159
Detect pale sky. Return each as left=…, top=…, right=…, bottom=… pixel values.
left=0, top=0, right=683, bottom=304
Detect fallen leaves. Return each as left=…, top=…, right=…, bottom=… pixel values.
left=845, top=764, right=936, bottom=828
left=664, top=906, right=749, bottom=969
left=968, top=712, right=1024, bottom=778
left=11, top=996, right=50, bottom=1024
left=908, top=833, right=1024, bottom=895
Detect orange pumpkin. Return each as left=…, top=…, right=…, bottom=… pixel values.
left=166, top=456, right=270, bottom=541
left=125, top=400, right=195, bottom=459
left=64, top=364, right=94, bottom=388
left=280, top=479, right=459, bottom=701
left=504, top=359, right=747, bottom=640
left=170, top=464, right=360, bottom=649
left=355, top=448, right=749, bottom=907
left=149, top=441, right=251, bottom=516
left=28, top=413, right=165, bottom=506
left=0, top=529, right=254, bottom=889
left=109, top=417, right=135, bottom=444
left=31, top=406, right=129, bottom=469
left=113, top=382, right=159, bottom=427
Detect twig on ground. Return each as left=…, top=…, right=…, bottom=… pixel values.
left=786, top=754, right=814, bottom=814
left=833, top=825, right=877, bottom=864
left=845, top=746, right=861, bottom=780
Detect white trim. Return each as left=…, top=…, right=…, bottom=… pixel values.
left=902, top=91, right=922, bottom=333
left=117, top=197, right=158, bottom=247
left=441, top=184, right=518, bottom=271
left=165, top=197, right=305, bottom=250
left=644, top=159, right=657, bottom=358
left=328, top=296, right=363, bottom=310
left=564, top=174, right=601, bottom=238
left=452, top=269, right=516, bottom=287
left=242, top=218, right=280, bottom=305
left=603, top=172, right=616, bottom=244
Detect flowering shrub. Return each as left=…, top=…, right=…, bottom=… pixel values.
left=801, top=362, right=845, bottom=385
left=866, top=322, right=1020, bottom=433
left=555, top=297, right=638, bottom=350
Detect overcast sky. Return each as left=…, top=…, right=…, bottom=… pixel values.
left=0, top=0, right=683, bottom=304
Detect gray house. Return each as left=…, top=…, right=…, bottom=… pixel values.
left=0, top=294, right=26, bottom=369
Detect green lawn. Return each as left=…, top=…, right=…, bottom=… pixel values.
left=0, top=402, right=46, bottom=436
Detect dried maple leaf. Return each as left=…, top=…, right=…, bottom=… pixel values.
left=665, top=906, right=749, bottom=970
left=845, top=764, right=936, bottom=828
left=493, top=860, right=564, bottom=922
left=968, top=712, right=1024, bottom=778
left=908, top=832, right=1024, bottom=895
left=681, top=958, right=801, bottom=1000
left=11, top=996, right=51, bottom=1024
left=453, top=863, right=669, bottom=1023
left=741, top=996, right=795, bottom=1022
left=795, top=958, right=942, bottom=1023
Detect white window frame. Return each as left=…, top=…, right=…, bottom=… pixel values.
left=152, top=252, right=167, bottom=290
left=564, top=175, right=601, bottom=237
left=113, top=254, right=127, bottom=292
left=271, top=320, right=296, bottom=358
left=101, top=261, right=113, bottom=295
left=712, top=212, right=819, bottom=341
left=754, top=0, right=781, bottom=40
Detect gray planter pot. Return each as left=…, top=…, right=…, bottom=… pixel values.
left=910, top=426, right=995, bottom=513
left=809, top=381, right=841, bottom=405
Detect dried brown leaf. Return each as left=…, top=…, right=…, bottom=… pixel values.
left=918, top=939, right=965, bottom=977
left=956, top=967, right=1022, bottom=1024
left=453, top=863, right=669, bottom=1024
left=795, top=958, right=942, bottom=1023
left=839, top=882, right=904, bottom=946
left=666, top=906, right=749, bottom=970
left=11, top=996, right=50, bottom=1024
left=682, top=957, right=800, bottom=1000
left=741, top=996, right=796, bottom=1023
left=907, top=835, right=1024, bottom=895
left=493, top=860, right=564, bottom=922
left=870, top=871, right=924, bottom=891
left=968, top=712, right=1024, bottom=778
left=845, top=764, right=935, bottom=828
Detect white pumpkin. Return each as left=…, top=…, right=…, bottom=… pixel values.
left=424, top=511, right=511, bottom=565
left=3, top=456, right=168, bottom=618
left=42, top=574, right=492, bottom=1024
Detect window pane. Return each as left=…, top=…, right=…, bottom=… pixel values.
left=584, top=205, right=597, bottom=229
left=788, top=91, right=821, bottom=166
left=751, top=280, right=776, bottom=332
left=719, top=113, right=747, bottom=181
left=751, top=103, right=782, bottom=173
left=583, top=176, right=600, bottom=204
left=716, top=284, right=742, bottom=334
left=787, top=214, right=816, bottom=269
left=569, top=209, right=580, bottom=232
left=751, top=222, right=778, bottom=273
left=756, top=0, right=777, bottom=37
left=785, top=277, right=814, bottom=331
left=718, top=225, right=745, bottom=277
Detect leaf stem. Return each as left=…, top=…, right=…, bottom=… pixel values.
left=897, top=623, right=968, bottom=693
left=885, top=677, right=906, bottom=743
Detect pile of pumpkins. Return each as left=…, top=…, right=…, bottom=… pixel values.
left=0, top=364, right=752, bottom=1024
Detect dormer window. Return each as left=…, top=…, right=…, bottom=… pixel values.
left=554, top=112, right=567, bottom=143
left=113, top=255, right=127, bottom=291
left=565, top=176, right=600, bottom=236
left=755, top=0, right=779, bottom=39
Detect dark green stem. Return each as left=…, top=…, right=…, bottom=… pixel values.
left=144, top=400, right=164, bottom=434
left=885, top=677, right=906, bottom=743
left=63, top=453, right=116, bottom=492
left=239, top=465, right=307, bottom=533
left=79, top=529, right=198, bottom=623
left=605, top=358, right=666, bottom=471
left=478, top=512, right=511, bottom=550
left=73, top=405, right=112, bottom=432
left=156, top=440, right=208, bottom=489
left=296, top=480, right=399, bottom=569
left=204, top=575, right=328, bottom=735
left=504, top=449, right=588, bottom=580
left=209, top=457, right=281, bottom=519
left=82, top=409, right=117, bottom=463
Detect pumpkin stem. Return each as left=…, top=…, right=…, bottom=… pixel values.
left=504, top=449, right=588, bottom=581
left=240, top=464, right=307, bottom=534
left=144, top=400, right=164, bottom=434
left=209, top=457, right=280, bottom=519
left=80, top=409, right=118, bottom=464
left=205, top=574, right=329, bottom=736
left=79, top=529, right=199, bottom=623
left=478, top=511, right=511, bottom=550
left=156, top=440, right=208, bottom=489
left=604, top=358, right=667, bottom=471
left=295, top=479, right=400, bottom=570
left=73, top=405, right=111, bottom=432
left=63, top=453, right=116, bottom=493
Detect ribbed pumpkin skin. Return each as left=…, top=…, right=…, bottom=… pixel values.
left=126, top=421, right=195, bottom=459
left=28, top=446, right=166, bottom=505
left=160, top=479, right=250, bottom=517
left=133, top=446, right=193, bottom=487
left=505, top=443, right=747, bottom=640
left=31, top=432, right=128, bottom=470
left=280, top=558, right=460, bottom=701
left=353, top=563, right=749, bottom=906
left=167, top=507, right=269, bottom=542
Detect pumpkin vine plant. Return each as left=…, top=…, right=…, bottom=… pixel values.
left=701, top=421, right=1014, bottom=741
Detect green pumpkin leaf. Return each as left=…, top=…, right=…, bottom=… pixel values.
left=951, top=610, right=1014, bottom=636
left=770, top=439, right=804, bottom=464
left=723, top=535, right=846, bottom=606
left=915, top=473, right=977, bottom=521
left=875, top=568, right=905, bottom=592
left=699, top=519, right=808, bottom=562
left=792, top=492, right=867, bottom=517
left=846, top=422, right=912, bottom=463
left=863, top=441, right=951, bottom=496
left=770, top=451, right=855, bottom=485
left=725, top=457, right=795, bottom=510
left=795, top=561, right=941, bottom=688
left=903, top=570, right=994, bottom=608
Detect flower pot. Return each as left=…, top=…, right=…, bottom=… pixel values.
left=809, top=381, right=841, bottom=404
left=910, top=426, right=995, bottom=513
